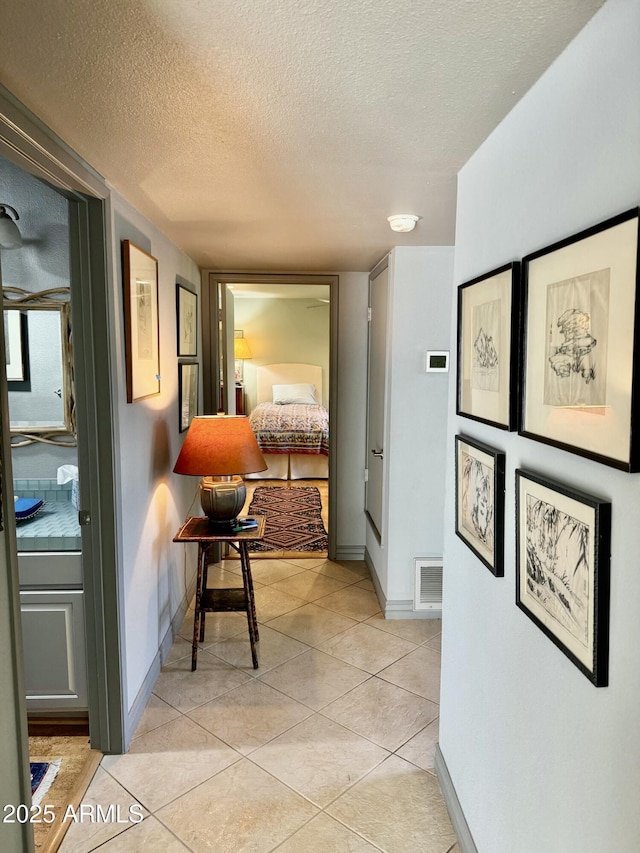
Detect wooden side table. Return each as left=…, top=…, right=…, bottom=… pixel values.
left=173, top=515, right=266, bottom=671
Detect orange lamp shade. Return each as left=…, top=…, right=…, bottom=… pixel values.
left=173, top=415, right=267, bottom=476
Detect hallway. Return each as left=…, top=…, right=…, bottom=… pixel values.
left=58, top=557, right=456, bottom=852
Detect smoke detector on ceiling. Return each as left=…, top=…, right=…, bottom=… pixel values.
left=387, top=214, right=420, bottom=233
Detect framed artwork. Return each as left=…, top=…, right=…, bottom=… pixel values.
left=455, top=434, right=505, bottom=576
left=176, top=283, right=197, bottom=357
left=457, top=262, right=520, bottom=430
left=122, top=240, right=160, bottom=403
left=4, top=309, right=30, bottom=389
left=515, top=469, right=610, bottom=687
left=179, top=361, right=199, bottom=432
left=520, top=208, right=640, bottom=470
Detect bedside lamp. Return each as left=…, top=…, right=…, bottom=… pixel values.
left=234, top=335, right=252, bottom=383
left=173, top=415, right=267, bottom=526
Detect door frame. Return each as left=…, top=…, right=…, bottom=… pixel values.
left=365, top=254, right=391, bottom=545
left=201, top=271, right=339, bottom=560
left=0, top=85, right=124, bottom=756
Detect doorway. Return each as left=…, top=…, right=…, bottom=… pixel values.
left=0, top=91, right=124, bottom=849
left=202, top=272, right=338, bottom=559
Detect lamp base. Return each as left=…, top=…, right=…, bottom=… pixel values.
left=199, top=476, right=246, bottom=526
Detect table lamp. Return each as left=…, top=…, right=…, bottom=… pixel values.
left=173, top=415, right=267, bottom=526
left=234, top=335, right=252, bottom=382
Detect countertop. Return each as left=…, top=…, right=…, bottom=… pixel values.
left=14, top=499, right=81, bottom=551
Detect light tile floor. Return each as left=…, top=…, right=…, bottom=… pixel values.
left=59, top=558, right=458, bottom=853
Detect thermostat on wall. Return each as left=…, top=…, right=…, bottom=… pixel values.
left=425, top=351, right=449, bottom=373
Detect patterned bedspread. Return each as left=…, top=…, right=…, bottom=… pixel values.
left=249, top=402, right=329, bottom=455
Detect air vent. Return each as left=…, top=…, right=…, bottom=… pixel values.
left=414, top=559, right=443, bottom=611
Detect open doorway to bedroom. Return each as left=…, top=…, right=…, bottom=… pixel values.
left=202, top=272, right=338, bottom=560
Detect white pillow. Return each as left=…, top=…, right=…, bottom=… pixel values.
left=272, top=383, right=318, bottom=405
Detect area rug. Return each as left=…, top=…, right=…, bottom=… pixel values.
left=247, top=486, right=328, bottom=552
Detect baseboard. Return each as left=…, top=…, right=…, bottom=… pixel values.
left=435, top=744, right=478, bottom=853
left=385, top=600, right=442, bottom=620
left=364, top=548, right=442, bottom=620
left=335, top=545, right=365, bottom=561
left=364, top=548, right=386, bottom=613
left=122, top=577, right=196, bottom=750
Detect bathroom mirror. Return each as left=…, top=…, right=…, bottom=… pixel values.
left=3, top=286, right=75, bottom=446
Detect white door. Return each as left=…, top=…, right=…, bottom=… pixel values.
left=365, top=261, right=389, bottom=540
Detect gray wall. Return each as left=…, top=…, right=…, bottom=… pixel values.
left=335, top=271, right=368, bottom=557
left=1, top=157, right=78, bottom=478
left=440, top=1, right=640, bottom=850
left=366, top=247, right=453, bottom=607
left=109, top=193, right=201, bottom=721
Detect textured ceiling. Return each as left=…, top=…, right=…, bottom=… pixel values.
left=0, top=0, right=604, bottom=271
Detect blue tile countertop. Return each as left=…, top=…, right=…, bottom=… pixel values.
left=13, top=480, right=81, bottom=552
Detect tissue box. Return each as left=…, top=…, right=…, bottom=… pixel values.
left=57, top=465, right=80, bottom=510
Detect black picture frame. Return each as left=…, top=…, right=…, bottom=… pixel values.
left=520, top=208, right=640, bottom=471
left=515, top=469, right=611, bottom=687
left=178, top=361, right=199, bottom=433
left=176, top=282, right=197, bottom=358
left=4, top=309, right=31, bottom=391
left=456, top=262, right=521, bottom=430
left=454, top=434, right=505, bottom=577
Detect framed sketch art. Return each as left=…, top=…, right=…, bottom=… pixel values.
left=178, top=361, right=199, bottom=432
left=176, top=283, right=197, bottom=357
left=455, top=435, right=505, bottom=576
left=457, top=262, right=520, bottom=430
left=520, top=208, right=640, bottom=470
left=122, top=240, right=160, bottom=403
left=515, top=469, right=610, bottom=687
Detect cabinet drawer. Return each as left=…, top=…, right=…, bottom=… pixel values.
left=20, top=590, right=87, bottom=710
left=18, top=551, right=82, bottom=588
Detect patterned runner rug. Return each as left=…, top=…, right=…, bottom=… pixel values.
left=247, top=486, right=328, bottom=552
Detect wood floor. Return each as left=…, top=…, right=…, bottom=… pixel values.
left=28, top=728, right=101, bottom=852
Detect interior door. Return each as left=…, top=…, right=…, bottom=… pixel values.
left=218, top=283, right=236, bottom=413
left=365, top=260, right=389, bottom=540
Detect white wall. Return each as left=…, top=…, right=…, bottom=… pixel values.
left=109, top=194, right=201, bottom=728
left=440, top=1, right=640, bottom=850
left=366, top=247, right=453, bottom=609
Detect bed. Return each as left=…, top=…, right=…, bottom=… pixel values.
left=246, top=363, right=329, bottom=479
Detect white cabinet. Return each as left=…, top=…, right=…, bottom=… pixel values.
left=18, top=552, right=87, bottom=711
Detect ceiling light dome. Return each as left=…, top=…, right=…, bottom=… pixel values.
left=387, top=214, right=420, bottom=233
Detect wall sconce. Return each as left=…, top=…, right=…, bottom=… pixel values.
left=0, top=205, right=23, bottom=249
left=234, top=333, right=252, bottom=383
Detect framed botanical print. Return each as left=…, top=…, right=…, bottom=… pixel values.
left=178, top=361, right=199, bottom=433
left=520, top=208, right=640, bottom=470
left=455, top=435, right=505, bottom=576
left=457, top=262, right=520, bottom=430
left=122, top=240, right=160, bottom=403
left=176, top=282, right=197, bottom=357
left=515, top=469, right=611, bottom=687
